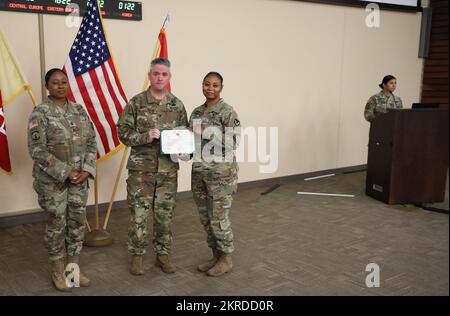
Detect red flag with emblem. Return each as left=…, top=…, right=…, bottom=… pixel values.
left=0, top=28, right=36, bottom=174
left=143, top=27, right=171, bottom=92
left=0, top=94, right=11, bottom=174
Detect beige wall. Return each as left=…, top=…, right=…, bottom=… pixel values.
left=0, top=0, right=423, bottom=216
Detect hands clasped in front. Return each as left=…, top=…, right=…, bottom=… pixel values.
left=68, top=171, right=90, bottom=185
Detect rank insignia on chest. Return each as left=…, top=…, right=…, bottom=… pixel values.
left=168, top=102, right=177, bottom=109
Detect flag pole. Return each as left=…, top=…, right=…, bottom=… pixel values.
left=102, top=146, right=128, bottom=230
left=27, top=89, right=37, bottom=107
left=85, top=219, right=92, bottom=233
left=84, top=163, right=113, bottom=246
left=80, top=0, right=120, bottom=247
left=94, top=175, right=99, bottom=230
left=38, top=14, right=46, bottom=103
left=162, top=12, right=170, bottom=30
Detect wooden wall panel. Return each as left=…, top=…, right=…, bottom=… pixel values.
left=421, top=0, right=449, bottom=107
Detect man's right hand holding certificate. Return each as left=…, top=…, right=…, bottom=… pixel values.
left=149, top=128, right=161, bottom=143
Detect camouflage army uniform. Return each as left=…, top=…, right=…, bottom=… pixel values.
left=189, top=99, right=240, bottom=254
left=28, top=98, right=97, bottom=262
left=117, top=89, right=188, bottom=256
left=364, top=91, right=403, bottom=122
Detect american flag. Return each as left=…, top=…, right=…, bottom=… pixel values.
left=63, top=0, right=127, bottom=159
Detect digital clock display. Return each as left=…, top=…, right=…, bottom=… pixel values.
left=0, top=0, right=142, bottom=21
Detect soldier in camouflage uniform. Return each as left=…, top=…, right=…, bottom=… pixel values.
left=28, top=69, right=97, bottom=291
left=365, top=75, right=403, bottom=122
left=189, top=72, right=240, bottom=277
left=117, top=58, right=188, bottom=275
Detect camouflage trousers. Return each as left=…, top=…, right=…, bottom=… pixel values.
left=126, top=170, right=178, bottom=256
left=191, top=169, right=237, bottom=254
left=34, top=179, right=89, bottom=262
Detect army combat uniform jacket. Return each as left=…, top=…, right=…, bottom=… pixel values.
left=117, top=89, right=188, bottom=174
left=28, top=98, right=97, bottom=184
left=364, top=91, right=403, bottom=122
left=189, top=99, right=240, bottom=177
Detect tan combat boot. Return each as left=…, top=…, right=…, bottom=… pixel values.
left=206, top=253, right=233, bottom=277
left=155, top=255, right=177, bottom=273
left=130, top=255, right=144, bottom=275
left=51, top=259, right=71, bottom=292
left=197, top=248, right=220, bottom=272
left=66, top=256, right=91, bottom=287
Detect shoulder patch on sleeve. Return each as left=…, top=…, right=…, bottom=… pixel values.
left=31, top=130, right=41, bottom=141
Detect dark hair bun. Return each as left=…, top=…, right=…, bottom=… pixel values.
left=379, top=75, right=396, bottom=89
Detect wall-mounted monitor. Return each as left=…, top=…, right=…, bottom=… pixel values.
left=297, top=0, right=422, bottom=11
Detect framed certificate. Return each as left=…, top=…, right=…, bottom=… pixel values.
left=160, top=129, right=195, bottom=154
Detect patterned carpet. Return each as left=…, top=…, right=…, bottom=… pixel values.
left=0, top=172, right=448, bottom=296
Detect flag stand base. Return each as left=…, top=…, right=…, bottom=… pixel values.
left=84, top=229, right=113, bottom=247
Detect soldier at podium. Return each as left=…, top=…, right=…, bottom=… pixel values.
left=364, top=75, right=403, bottom=122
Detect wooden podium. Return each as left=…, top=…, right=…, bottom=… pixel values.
left=366, top=108, right=449, bottom=204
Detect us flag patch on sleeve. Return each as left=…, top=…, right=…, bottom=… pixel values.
left=28, top=122, right=38, bottom=130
